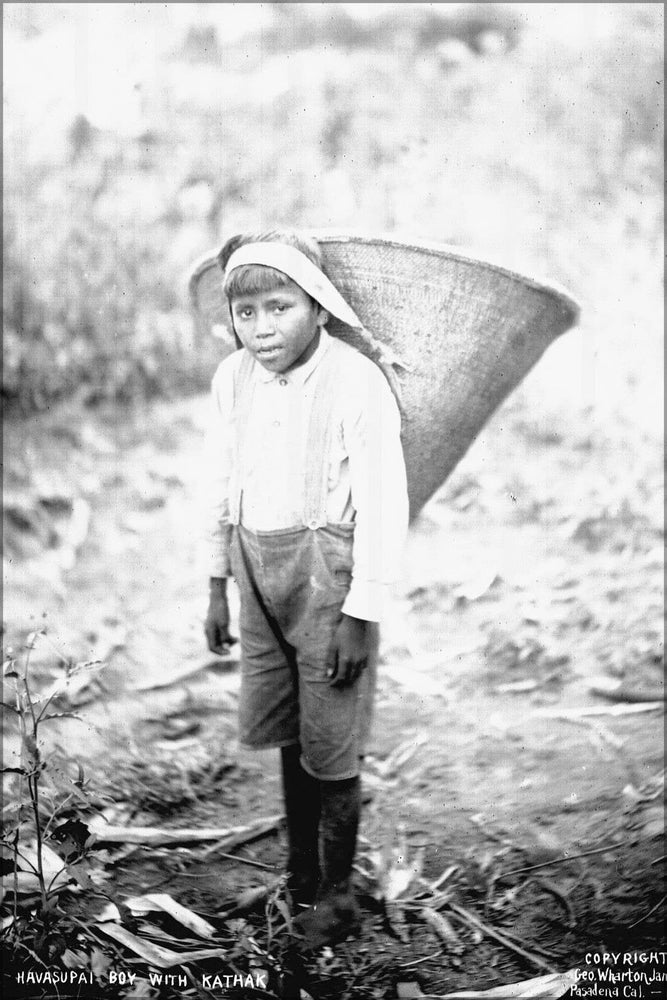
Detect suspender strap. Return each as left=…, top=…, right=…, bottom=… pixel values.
left=302, top=338, right=344, bottom=528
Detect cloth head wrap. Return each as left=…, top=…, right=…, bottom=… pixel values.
left=224, top=243, right=364, bottom=332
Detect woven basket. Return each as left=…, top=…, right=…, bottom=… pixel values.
left=189, top=232, right=580, bottom=519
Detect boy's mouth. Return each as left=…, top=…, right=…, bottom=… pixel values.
left=257, top=346, right=282, bottom=359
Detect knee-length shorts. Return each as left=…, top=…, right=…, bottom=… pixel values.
left=229, top=523, right=378, bottom=781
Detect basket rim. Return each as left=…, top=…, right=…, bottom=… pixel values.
left=312, top=230, right=581, bottom=320
left=189, top=230, right=581, bottom=327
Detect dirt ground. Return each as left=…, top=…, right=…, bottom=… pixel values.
left=2, top=357, right=665, bottom=997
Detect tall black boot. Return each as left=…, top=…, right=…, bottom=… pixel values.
left=293, top=775, right=362, bottom=948
left=319, top=776, right=360, bottom=896
left=280, top=744, right=321, bottom=908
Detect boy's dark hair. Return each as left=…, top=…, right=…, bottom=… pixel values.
left=218, top=229, right=323, bottom=302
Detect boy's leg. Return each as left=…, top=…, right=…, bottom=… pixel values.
left=293, top=774, right=361, bottom=948
left=240, top=525, right=376, bottom=944
left=280, top=744, right=321, bottom=907
left=318, top=775, right=360, bottom=897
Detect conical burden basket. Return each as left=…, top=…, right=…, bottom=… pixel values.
left=189, top=232, right=580, bottom=520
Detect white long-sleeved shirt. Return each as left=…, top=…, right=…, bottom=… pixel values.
left=204, top=329, right=409, bottom=622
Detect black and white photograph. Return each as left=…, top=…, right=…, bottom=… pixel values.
left=2, top=4, right=664, bottom=998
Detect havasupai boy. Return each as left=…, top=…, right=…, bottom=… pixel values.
left=204, top=229, right=408, bottom=948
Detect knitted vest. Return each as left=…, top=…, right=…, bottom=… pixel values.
left=228, top=337, right=347, bottom=529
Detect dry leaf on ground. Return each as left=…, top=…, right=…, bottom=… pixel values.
left=95, top=892, right=217, bottom=939
left=438, top=967, right=578, bottom=997
left=88, top=813, right=283, bottom=847
left=94, top=920, right=226, bottom=968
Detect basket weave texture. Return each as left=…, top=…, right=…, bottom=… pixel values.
left=189, top=234, right=579, bottom=518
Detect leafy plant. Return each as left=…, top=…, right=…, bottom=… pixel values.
left=1, top=632, right=117, bottom=982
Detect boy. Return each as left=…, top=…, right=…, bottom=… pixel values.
left=203, top=229, right=408, bottom=948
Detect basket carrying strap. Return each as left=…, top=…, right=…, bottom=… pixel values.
left=302, top=338, right=344, bottom=529
left=229, top=339, right=344, bottom=529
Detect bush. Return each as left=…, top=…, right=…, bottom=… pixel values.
left=2, top=3, right=662, bottom=415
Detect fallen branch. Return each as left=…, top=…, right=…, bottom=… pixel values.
left=589, top=677, right=666, bottom=703
left=498, top=843, right=622, bottom=879
left=96, top=893, right=218, bottom=939
left=95, top=921, right=227, bottom=968
left=628, top=893, right=666, bottom=929
left=533, top=702, right=663, bottom=719
left=532, top=877, right=577, bottom=929
left=398, top=949, right=444, bottom=969
left=202, top=849, right=277, bottom=870
left=374, top=734, right=428, bottom=778
left=436, top=967, right=578, bottom=998
left=422, top=865, right=458, bottom=895
left=446, top=902, right=556, bottom=974
left=478, top=921, right=561, bottom=962
left=132, top=653, right=237, bottom=692
left=88, top=814, right=283, bottom=848
left=420, top=908, right=464, bottom=954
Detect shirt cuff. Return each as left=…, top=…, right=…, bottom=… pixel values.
left=341, top=579, right=392, bottom=623
left=209, top=557, right=232, bottom=579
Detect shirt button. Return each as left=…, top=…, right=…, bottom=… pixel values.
left=307, top=519, right=319, bottom=530
left=273, top=420, right=280, bottom=427
left=279, top=378, right=288, bottom=386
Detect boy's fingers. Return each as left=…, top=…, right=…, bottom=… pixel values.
left=213, top=636, right=237, bottom=654
left=327, top=652, right=339, bottom=684
left=348, top=656, right=367, bottom=686
left=330, top=655, right=365, bottom=688
left=351, top=661, right=362, bottom=684
left=205, top=622, right=237, bottom=655
left=207, top=631, right=224, bottom=655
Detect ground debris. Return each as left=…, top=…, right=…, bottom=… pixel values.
left=436, top=966, right=578, bottom=997
left=445, top=902, right=556, bottom=974
left=530, top=876, right=577, bottom=929
left=366, top=824, right=425, bottom=902
left=367, top=734, right=429, bottom=782
left=132, top=651, right=238, bottom=692
left=419, top=907, right=464, bottom=955
left=93, top=919, right=227, bottom=968
left=95, top=892, right=218, bottom=938
left=533, top=701, right=664, bottom=719
left=588, top=675, right=665, bottom=703
left=88, top=813, right=283, bottom=847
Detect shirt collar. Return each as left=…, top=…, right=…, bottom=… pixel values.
left=254, top=328, right=332, bottom=384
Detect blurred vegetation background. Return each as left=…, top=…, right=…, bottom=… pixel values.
left=3, top=2, right=663, bottom=425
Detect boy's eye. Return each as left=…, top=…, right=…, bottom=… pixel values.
left=236, top=307, right=253, bottom=319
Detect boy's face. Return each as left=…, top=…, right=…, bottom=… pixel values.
left=229, top=280, right=328, bottom=374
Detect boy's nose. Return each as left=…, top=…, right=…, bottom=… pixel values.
left=256, top=313, right=276, bottom=338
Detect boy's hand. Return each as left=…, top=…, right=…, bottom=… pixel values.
left=329, top=614, right=371, bottom=688
left=205, top=578, right=237, bottom=654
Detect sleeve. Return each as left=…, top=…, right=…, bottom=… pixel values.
left=341, top=363, right=409, bottom=622
left=202, top=359, right=236, bottom=578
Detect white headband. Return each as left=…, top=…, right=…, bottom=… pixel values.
left=224, top=243, right=364, bottom=331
